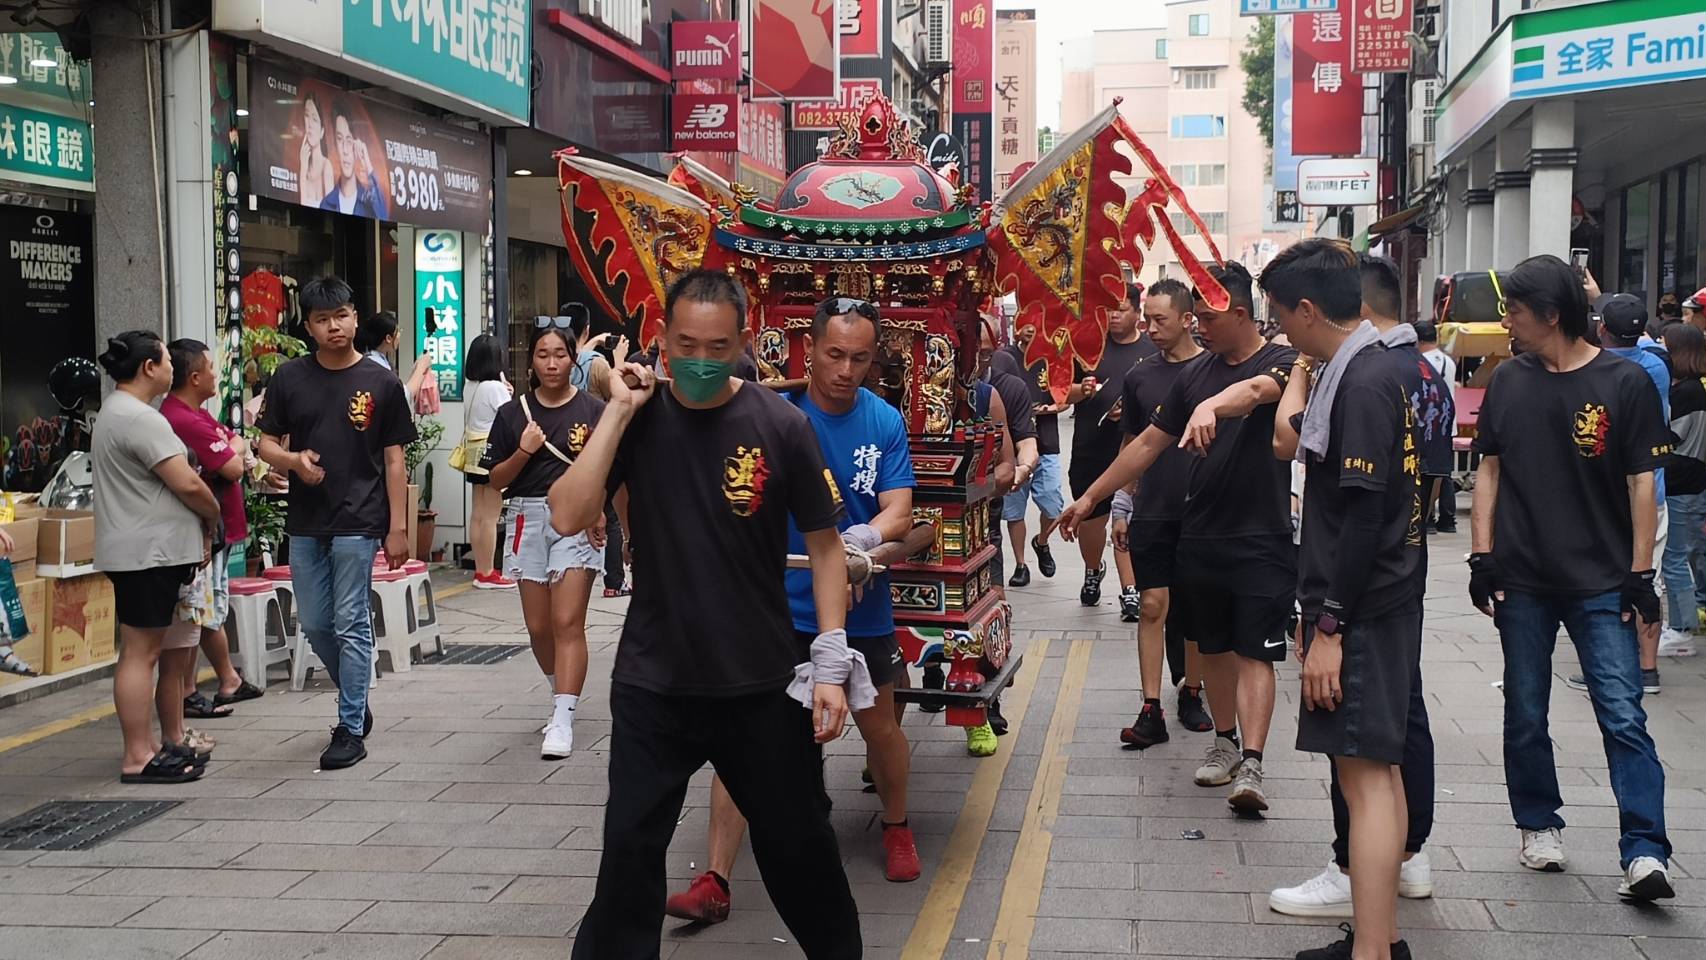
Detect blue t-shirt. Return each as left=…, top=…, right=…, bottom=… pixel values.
left=786, top=388, right=915, bottom=637
left=1607, top=343, right=1670, bottom=506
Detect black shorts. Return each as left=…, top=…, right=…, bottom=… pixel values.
left=1296, top=604, right=1422, bottom=764
left=1069, top=448, right=1118, bottom=520
left=796, top=631, right=903, bottom=690
left=465, top=471, right=490, bottom=486
left=1127, top=519, right=1181, bottom=590
left=1175, top=585, right=1292, bottom=663
left=110, top=564, right=198, bottom=629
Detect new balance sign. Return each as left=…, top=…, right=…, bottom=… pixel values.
left=673, top=94, right=740, bottom=149
left=672, top=21, right=742, bottom=80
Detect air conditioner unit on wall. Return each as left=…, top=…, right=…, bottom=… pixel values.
left=926, top=0, right=952, bottom=64
left=1409, top=79, right=1438, bottom=145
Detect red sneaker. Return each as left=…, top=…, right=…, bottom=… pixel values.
left=473, top=571, right=517, bottom=590
left=664, top=871, right=730, bottom=924
left=883, top=823, right=921, bottom=882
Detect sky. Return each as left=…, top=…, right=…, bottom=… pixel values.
left=998, top=0, right=1168, bottom=130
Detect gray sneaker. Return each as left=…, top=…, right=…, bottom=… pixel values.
left=1229, top=756, right=1269, bottom=812
left=1194, top=735, right=1241, bottom=786
left=1565, top=670, right=1660, bottom=695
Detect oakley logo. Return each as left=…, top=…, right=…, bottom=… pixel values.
left=683, top=103, right=730, bottom=129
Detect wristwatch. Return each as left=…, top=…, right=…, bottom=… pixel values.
left=1314, top=611, right=1342, bottom=636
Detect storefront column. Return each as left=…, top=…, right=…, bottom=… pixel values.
left=1526, top=100, right=1577, bottom=261
left=90, top=1, right=169, bottom=340
left=1442, top=167, right=1469, bottom=276
left=1492, top=127, right=1531, bottom=269
left=1464, top=148, right=1496, bottom=271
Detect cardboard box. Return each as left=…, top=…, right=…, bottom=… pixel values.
left=8, top=559, right=34, bottom=583
left=0, top=516, right=37, bottom=567
left=37, top=510, right=94, bottom=567
left=45, top=572, right=112, bottom=674
left=0, top=577, right=47, bottom=686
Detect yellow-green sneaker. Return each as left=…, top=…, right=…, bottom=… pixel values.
left=966, top=722, right=998, bottom=757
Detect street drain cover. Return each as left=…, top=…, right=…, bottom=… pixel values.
left=0, top=799, right=181, bottom=851
left=425, top=643, right=530, bottom=666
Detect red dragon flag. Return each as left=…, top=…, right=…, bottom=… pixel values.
left=556, top=149, right=715, bottom=352
left=989, top=101, right=1230, bottom=402
left=667, top=153, right=741, bottom=212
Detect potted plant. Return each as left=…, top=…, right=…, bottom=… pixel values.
left=405, top=417, right=445, bottom=561
left=245, top=488, right=287, bottom=574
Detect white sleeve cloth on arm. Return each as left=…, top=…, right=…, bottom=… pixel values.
left=787, top=627, right=879, bottom=713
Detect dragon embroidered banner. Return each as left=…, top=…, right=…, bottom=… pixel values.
left=556, top=150, right=714, bottom=351
left=989, top=103, right=1231, bottom=401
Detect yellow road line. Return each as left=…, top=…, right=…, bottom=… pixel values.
left=901, top=637, right=1051, bottom=960
left=0, top=667, right=219, bottom=755
left=984, top=637, right=1093, bottom=960
left=435, top=580, right=474, bottom=602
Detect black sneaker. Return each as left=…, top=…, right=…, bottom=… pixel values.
left=1120, top=703, right=1169, bottom=749
left=320, top=725, right=367, bottom=769
left=1008, top=563, right=1031, bottom=587
left=1296, top=924, right=1354, bottom=960
left=987, top=698, right=1009, bottom=736
left=1177, top=685, right=1214, bottom=733
left=918, top=665, right=946, bottom=713
left=1119, top=586, right=1140, bottom=622
left=1032, top=537, right=1056, bottom=578
left=1080, top=566, right=1105, bottom=606
left=364, top=706, right=374, bottom=737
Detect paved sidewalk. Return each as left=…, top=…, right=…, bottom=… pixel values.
left=0, top=520, right=1703, bottom=958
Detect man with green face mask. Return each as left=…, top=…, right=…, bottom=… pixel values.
left=549, top=269, right=865, bottom=959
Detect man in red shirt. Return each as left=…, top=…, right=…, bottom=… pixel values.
left=161, top=340, right=265, bottom=716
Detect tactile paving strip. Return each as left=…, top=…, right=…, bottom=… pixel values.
left=0, top=800, right=182, bottom=851
left=423, top=643, right=531, bottom=666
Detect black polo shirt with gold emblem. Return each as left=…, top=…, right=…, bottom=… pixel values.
left=1474, top=350, right=1672, bottom=594
left=608, top=383, right=843, bottom=697
left=481, top=390, right=606, bottom=498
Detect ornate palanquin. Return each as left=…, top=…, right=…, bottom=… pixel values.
left=555, top=96, right=1226, bottom=726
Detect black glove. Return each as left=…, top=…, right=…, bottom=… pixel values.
left=1467, top=552, right=1500, bottom=611
left=1623, top=570, right=1661, bottom=624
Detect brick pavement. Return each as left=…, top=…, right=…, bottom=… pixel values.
left=0, top=508, right=1704, bottom=958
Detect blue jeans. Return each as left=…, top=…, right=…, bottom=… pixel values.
left=1495, top=589, right=1671, bottom=866
left=1002, top=453, right=1066, bottom=521
left=1663, top=493, right=1706, bottom=629
left=292, top=536, right=379, bottom=734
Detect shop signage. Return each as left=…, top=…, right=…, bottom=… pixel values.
left=952, top=0, right=994, bottom=198
left=0, top=206, right=93, bottom=484
left=416, top=230, right=465, bottom=403
left=213, top=0, right=531, bottom=125
left=0, top=33, right=91, bottom=105
left=1292, top=11, right=1363, bottom=155
left=672, top=93, right=740, bottom=150
left=672, top=21, right=741, bottom=80
left=839, top=0, right=884, bottom=58
left=1297, top=157, right=1377, bottom=205
left=212, top=38, right=245, bottom=432
left=1351, top=0, right=1412, bottom=73
left=1240, top=0, right=1336, bottom=14
left=740, top=101, right=789, bottom=185
left=247, top=61, right=492, bottom=234
left=1275, top=189, right=1302, bottom=223
left=791, top=76, right=882, bottom=131
left=592, top=94, right=667, bottom=153
left=0, top=104, right=92, bottom=192
left=751, top=0, right=839, bottom=101
left=1272, top=14, right=1301, bottom=209
left=1509, top=2, right=1706, bottom=99
left=926, top=132, right=967, bottom=177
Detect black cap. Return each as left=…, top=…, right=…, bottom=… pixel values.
left=1413, top=319, right=1439, bottom=343
left=1597, top=293, right=1647, bottom=341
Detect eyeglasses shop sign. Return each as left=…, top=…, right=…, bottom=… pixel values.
left=248, top=61, right=492, bottom=233
left=1296, top=157, right=1377, bottom=206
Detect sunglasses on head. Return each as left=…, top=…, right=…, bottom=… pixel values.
left=816, top=297, right=880, bottom=321
left=534, top=315, right=574, bottom=330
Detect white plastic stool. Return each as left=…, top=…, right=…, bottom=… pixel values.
left=371, top=567, right=423, bottom=673
left=402, top=560, right=443, bottom=660
left=226, top=578, right=292, bottom=687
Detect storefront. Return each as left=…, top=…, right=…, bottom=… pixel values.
left=0, top=33, right=95, bottom=493
left=1430, top=0, right=1706, bottom=311
left=214, top=0, right=528, bottom=559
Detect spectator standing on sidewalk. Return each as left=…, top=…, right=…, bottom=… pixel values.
left=93, top=330, right=222, bottom=784
left=259, top=276, right=416, bottom=771
left=462, top=333, right=516, bottom=590
left=1656, top=322, right=1706, bottom=654
left=1469, top=254, right=1675, bottom=902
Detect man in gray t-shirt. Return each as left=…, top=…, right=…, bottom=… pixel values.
left=92, top=391, right=205, bottom=573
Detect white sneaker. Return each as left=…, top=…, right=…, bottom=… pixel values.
left=1268, top=863, right=1352, bottom=917
left=1228, top=756, right=1269, bottom=813
left=1617, top=856, right=1675, bottom=901
left=1400, top=850, right=1433, bottom=898
left=1194, top=736, right=1241, bottom=786
left=1658, top=628, right=1698, bottom=658
left=1519, top=827, right=1566, bottom=872
left=541, top=721, right=573, bottom=760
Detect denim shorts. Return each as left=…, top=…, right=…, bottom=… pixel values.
left=1002, top=453, right=1066, bottom=521
left=504, top=497, right=600, bottom=583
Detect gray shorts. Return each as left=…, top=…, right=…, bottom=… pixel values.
left=504, top=497, right=601, bottom=583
